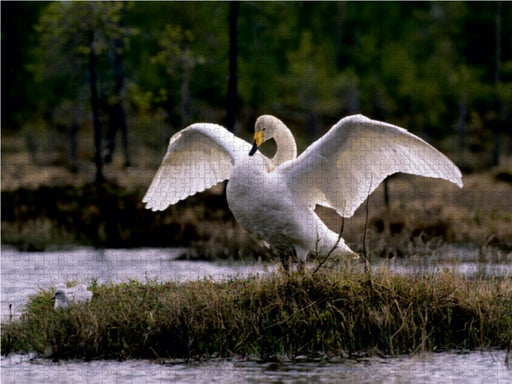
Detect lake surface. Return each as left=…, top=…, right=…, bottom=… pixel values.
left=0, top=247, right=278, bottom=321
left=1, top=246, right=511, bottom=383
left=2, top=350, right=511, bottom=383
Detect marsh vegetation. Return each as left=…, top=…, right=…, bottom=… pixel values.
left=2, top=132, right=511, bottom=362
left=2, top=166, right=511, bottom=257
left=2, top=267, right=511, bottom=361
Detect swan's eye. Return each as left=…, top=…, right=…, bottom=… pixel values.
left=262, top=128, right=266, bottom=131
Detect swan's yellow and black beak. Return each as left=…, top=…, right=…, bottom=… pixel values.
left=249, top=130, right=264, bottom=156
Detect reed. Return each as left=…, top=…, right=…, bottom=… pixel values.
left=2, top=267, right=511, bottom=361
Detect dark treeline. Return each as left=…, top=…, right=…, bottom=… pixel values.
left=2, top=2, right=512, bottom=174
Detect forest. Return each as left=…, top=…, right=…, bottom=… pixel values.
left=2, top=2, right=512, bottom=253
left=3, top=2, right=511, bottom=178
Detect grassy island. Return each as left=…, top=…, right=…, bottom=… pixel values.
left=2, top=268, right=511, bottom=361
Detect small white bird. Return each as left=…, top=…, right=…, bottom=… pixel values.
left=51, top=283, right=93, bottom=309
left=143, top=114, right=462, bottom=269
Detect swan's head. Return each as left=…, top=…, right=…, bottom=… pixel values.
left=51, top=283, right=68, bottom=308
left=249, top=115, right=286, bottom=156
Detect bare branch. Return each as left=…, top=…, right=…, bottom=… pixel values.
left=362, top=175, right=373, bottom=273
left=312, top=216, right=345, bottom=275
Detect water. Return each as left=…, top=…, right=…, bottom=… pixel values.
left=371, top=243, right=512, bottom=277
left=0, top=247, right=277, bottom=321
left=1, top=246, right=511, bottom=383
left=2, top=351, right=511, bottom=383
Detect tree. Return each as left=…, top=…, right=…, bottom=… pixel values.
left=1, top=2, right=46, bottom=130
left=152, top=25, right=205, bottom=128
left=31, top=2, right=133, bottom=182
left=104, top=4, right=131, bottom=168
left=87, top=27, right=104, bottom=183
left=226, top=1, right=239, bottom=133
left=282, top=30, right=344, bottom=139
left=15, top=1, right=511, bottom=173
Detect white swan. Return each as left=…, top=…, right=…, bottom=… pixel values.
left=51, top=283, right=93, bottom=309
left=143, top=114, right=462, bottom=267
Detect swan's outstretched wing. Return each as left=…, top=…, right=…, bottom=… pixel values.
left=283, top=114, right=463, bottom=218
left=143, top=123, right=252, bottom=211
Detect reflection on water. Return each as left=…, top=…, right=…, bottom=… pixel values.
left=2, top=351, right=511, bottom=383
left=1, top=245, right=511, bottom=383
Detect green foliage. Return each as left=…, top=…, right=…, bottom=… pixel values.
left=28, top=2, right=133, bottom=104
left=151, top=26, right=205, bottom=73
left=2, top=270, right=511, bottom=360
left=2, top=2, right=511, bottom=162
left=282, top=30, right=343, bottom=118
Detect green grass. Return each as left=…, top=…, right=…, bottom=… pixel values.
left=2, top=267, right=511, bottom=361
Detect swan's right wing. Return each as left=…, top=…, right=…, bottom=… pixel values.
left=283, top=115, right=462, bottom=218
left=143, top=123, right=252, bottom=211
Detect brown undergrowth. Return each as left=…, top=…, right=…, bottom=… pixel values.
left=3, top=132, right=512, bottom=256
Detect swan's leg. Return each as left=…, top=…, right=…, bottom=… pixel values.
left=295, top=247, right=308, bottom=275
left=279, top=247, right=301, bottom=273
left=279, top=252, right=290, bottom=272
left=278, top=247, right=308, bottom=274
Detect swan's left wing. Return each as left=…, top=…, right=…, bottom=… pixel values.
left=143, top=123, right=252, bottom=211
left=282, top=115, right=462, bottom=218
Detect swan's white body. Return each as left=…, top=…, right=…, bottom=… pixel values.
left=143, top=114, right=462, bottom=264
left=51, top=283, right=92, bottom=309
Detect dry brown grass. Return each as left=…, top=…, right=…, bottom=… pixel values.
left=316, top=172, right=512, bottom=256
left=2, top=268, right=511, bottom=360
left=2, top=132, right=512, bottom=254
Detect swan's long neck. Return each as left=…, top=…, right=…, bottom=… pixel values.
left=272, top=124, right=297, bottom=167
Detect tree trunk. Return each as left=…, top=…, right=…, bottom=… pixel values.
left=106, top=34, right=131, bottom=167
left=181, top=46, right=191, bottom=128
left=335, top=2, right=347, bottom=71
left=226, top=1, right=239, bottom=133
left=88, top=29, right=104, bottom=184
left=494, top=1, right=502, bottom=86
left=457, top=97, right=467, bottom=152
left=68, top=108, right=79, bottom=173
left=492, top=1, right=502, bottom=167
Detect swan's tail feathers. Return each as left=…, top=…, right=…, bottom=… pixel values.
left=333, top=244, right=359, bottom=260
left=318, top=236, right=359, bottom=261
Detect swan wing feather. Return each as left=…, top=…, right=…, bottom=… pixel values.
left=66, top=284, right=92, bottom=302
left=283, top=114, right=463, bottom=217
left=143, top=123, right=252, bottom=211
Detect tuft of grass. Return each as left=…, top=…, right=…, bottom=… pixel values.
left=2, top=269, right=511, bottom=361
